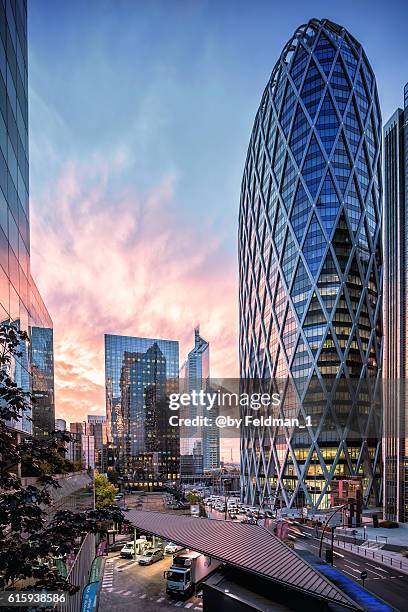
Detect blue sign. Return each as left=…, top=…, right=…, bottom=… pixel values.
left=80, top=581, right=99, bottom=612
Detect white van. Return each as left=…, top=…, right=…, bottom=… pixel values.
left=120, top=538, right=151, bottom=558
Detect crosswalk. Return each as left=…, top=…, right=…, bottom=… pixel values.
left=100, top=585, right=203, bottom=609
left=101, top=559, right=114, bottom=589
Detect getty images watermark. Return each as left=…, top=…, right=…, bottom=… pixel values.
left=168, top=390, right=312, bottom=429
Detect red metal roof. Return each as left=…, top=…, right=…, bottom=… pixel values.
left=127, top=510, right=361, bottom=610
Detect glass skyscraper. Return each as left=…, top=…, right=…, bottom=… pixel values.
left=105, top=334, right=179, bottom=488
left=239, top=19, right=382, bottom=510
left=179, top=327, right=220, bottom=472
left=0, top=0, right=54, bottom=436
left=383, top=82, right=408, bottom=523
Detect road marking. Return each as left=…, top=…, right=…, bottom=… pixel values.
left=366, top=563, right=389, bottom=574
left=139, top=594, right=147, bottom=599
left=343, top=564, right=360, bottom=574
left=366, top=568, right=385, bottom=578
left=343, top=570, right=358, bottom=578
left=175, top=602, right=183, bottom=607
left=157, top=597, right=165, bottom=602
left=185, top=604, right=193, bottom=609
left=343, top=559, right=360, bottom=567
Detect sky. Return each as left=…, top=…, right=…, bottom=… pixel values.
left=27, top=0, right=408, bottom=428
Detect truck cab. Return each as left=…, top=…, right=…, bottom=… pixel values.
left=164, top=549, right=221, bottom=598
left=165, top=566, right=192, bottom=597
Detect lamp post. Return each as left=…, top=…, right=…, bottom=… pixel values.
left=223, top=478, right=230, bottom=520
left=318, top=503, right=348, bottom=559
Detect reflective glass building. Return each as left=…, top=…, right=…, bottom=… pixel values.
left=105, top=334, right=179, bottom=488
left=239, top=19, right=382, bottom=510
left=179, top=327, right=219, bottom=472
left=0, top=0, right=54, bottom=436
left=383, top=82, right=408, bottom=523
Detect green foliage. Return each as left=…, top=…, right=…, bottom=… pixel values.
left=94, top=473, right=118, bottom=508
left=0, top=323, right=129, bottom=601
left=186, top=492, right=201, bottom=504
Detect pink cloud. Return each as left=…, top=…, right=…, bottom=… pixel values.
left=30, top=155, right=238, bottom=426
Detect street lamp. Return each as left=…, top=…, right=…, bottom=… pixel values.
left=318, top=503, right=348, bottom=559
left=223, top=478, right=230, bottom=520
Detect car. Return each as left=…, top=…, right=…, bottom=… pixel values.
left=165, top=542, right=183, bottom=555
left=107, top=538, right=129, bottom=552
left=120, top=541, right=135, bottom=558
left=138, top=547, right=164, bottom=565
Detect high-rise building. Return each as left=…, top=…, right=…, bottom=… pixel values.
left=105, top=334, right=179, bottom=488
left=179, top=328, right=220, bottom=472
left=383, top=82, right=408, bottom=523
left=55, top=418, right=66, bottom=431
left=81, top=433, right=95, bottom=471
left=0, top=1, right=54, bottom=436
left=70, top=422, right=84, bottom=435
left=239, top=19, right=383, bottom=510
left=86, top=415, right=108, bottom=472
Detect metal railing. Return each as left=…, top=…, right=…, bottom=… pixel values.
left=320, top=532, right=408, bottom=572
left=58, top=533, right=98, bottom=612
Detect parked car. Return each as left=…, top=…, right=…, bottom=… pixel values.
left=107, top=538, right=129, bottom=552
left=165, top=542, right=183, bottom=555
left=120, top=541, right=135, bottom=558
left=138, top=548, right=164, bottom=565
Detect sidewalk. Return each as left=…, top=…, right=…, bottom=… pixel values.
left=338, top=525, right=408, bottom=548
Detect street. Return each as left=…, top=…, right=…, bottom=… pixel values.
left=292, top=528, right=408, bottom=612
left=99, top=553, right=203, bottom=612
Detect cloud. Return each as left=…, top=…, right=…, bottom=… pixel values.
left=30, top=153, right=238, bottom=425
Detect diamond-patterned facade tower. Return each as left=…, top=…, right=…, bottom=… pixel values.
left=239, top=19, right=382, bottom=510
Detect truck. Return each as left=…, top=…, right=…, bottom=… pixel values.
left=164, top=550, right=221, bottom=598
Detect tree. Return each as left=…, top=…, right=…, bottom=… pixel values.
left=0, top=324, right=129, bottom=606
left=186, top=492, right=201, bottom=504
left=94, top=472, right=118, bottom=508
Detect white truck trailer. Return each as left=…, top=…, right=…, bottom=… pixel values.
left=165, top=550, right=221, bottom=597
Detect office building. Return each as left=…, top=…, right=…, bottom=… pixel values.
left=70, top=422, right=84, bottom=435
left=55, top=418, right=66, bottom=431
left=239, top=19, right=383, bottom=509
left=180, top=328, right=220, bottom=472
left=81, top=433, right=95, bottom=471
left=86, top=415, right=108, bottom=472
left=383, top=82, right=408, bottom=523
left=105, top=334, right=179, bottom=488
left=0, top=0, right=54, bottom=436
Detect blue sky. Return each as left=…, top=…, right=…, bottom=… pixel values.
left=26, top=0, right=408, bottom=422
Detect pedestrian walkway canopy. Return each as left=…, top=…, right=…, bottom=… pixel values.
left=127, top=510, right=361, bottom=610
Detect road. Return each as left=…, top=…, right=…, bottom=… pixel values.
left=207, top=509, right=408, bottom=610
left=290, top=526, right=408, bottom=611
left=99, top=553, right=203, bottom=612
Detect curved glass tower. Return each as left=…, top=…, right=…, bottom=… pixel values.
left=239, top=19, right=382, bottom=510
